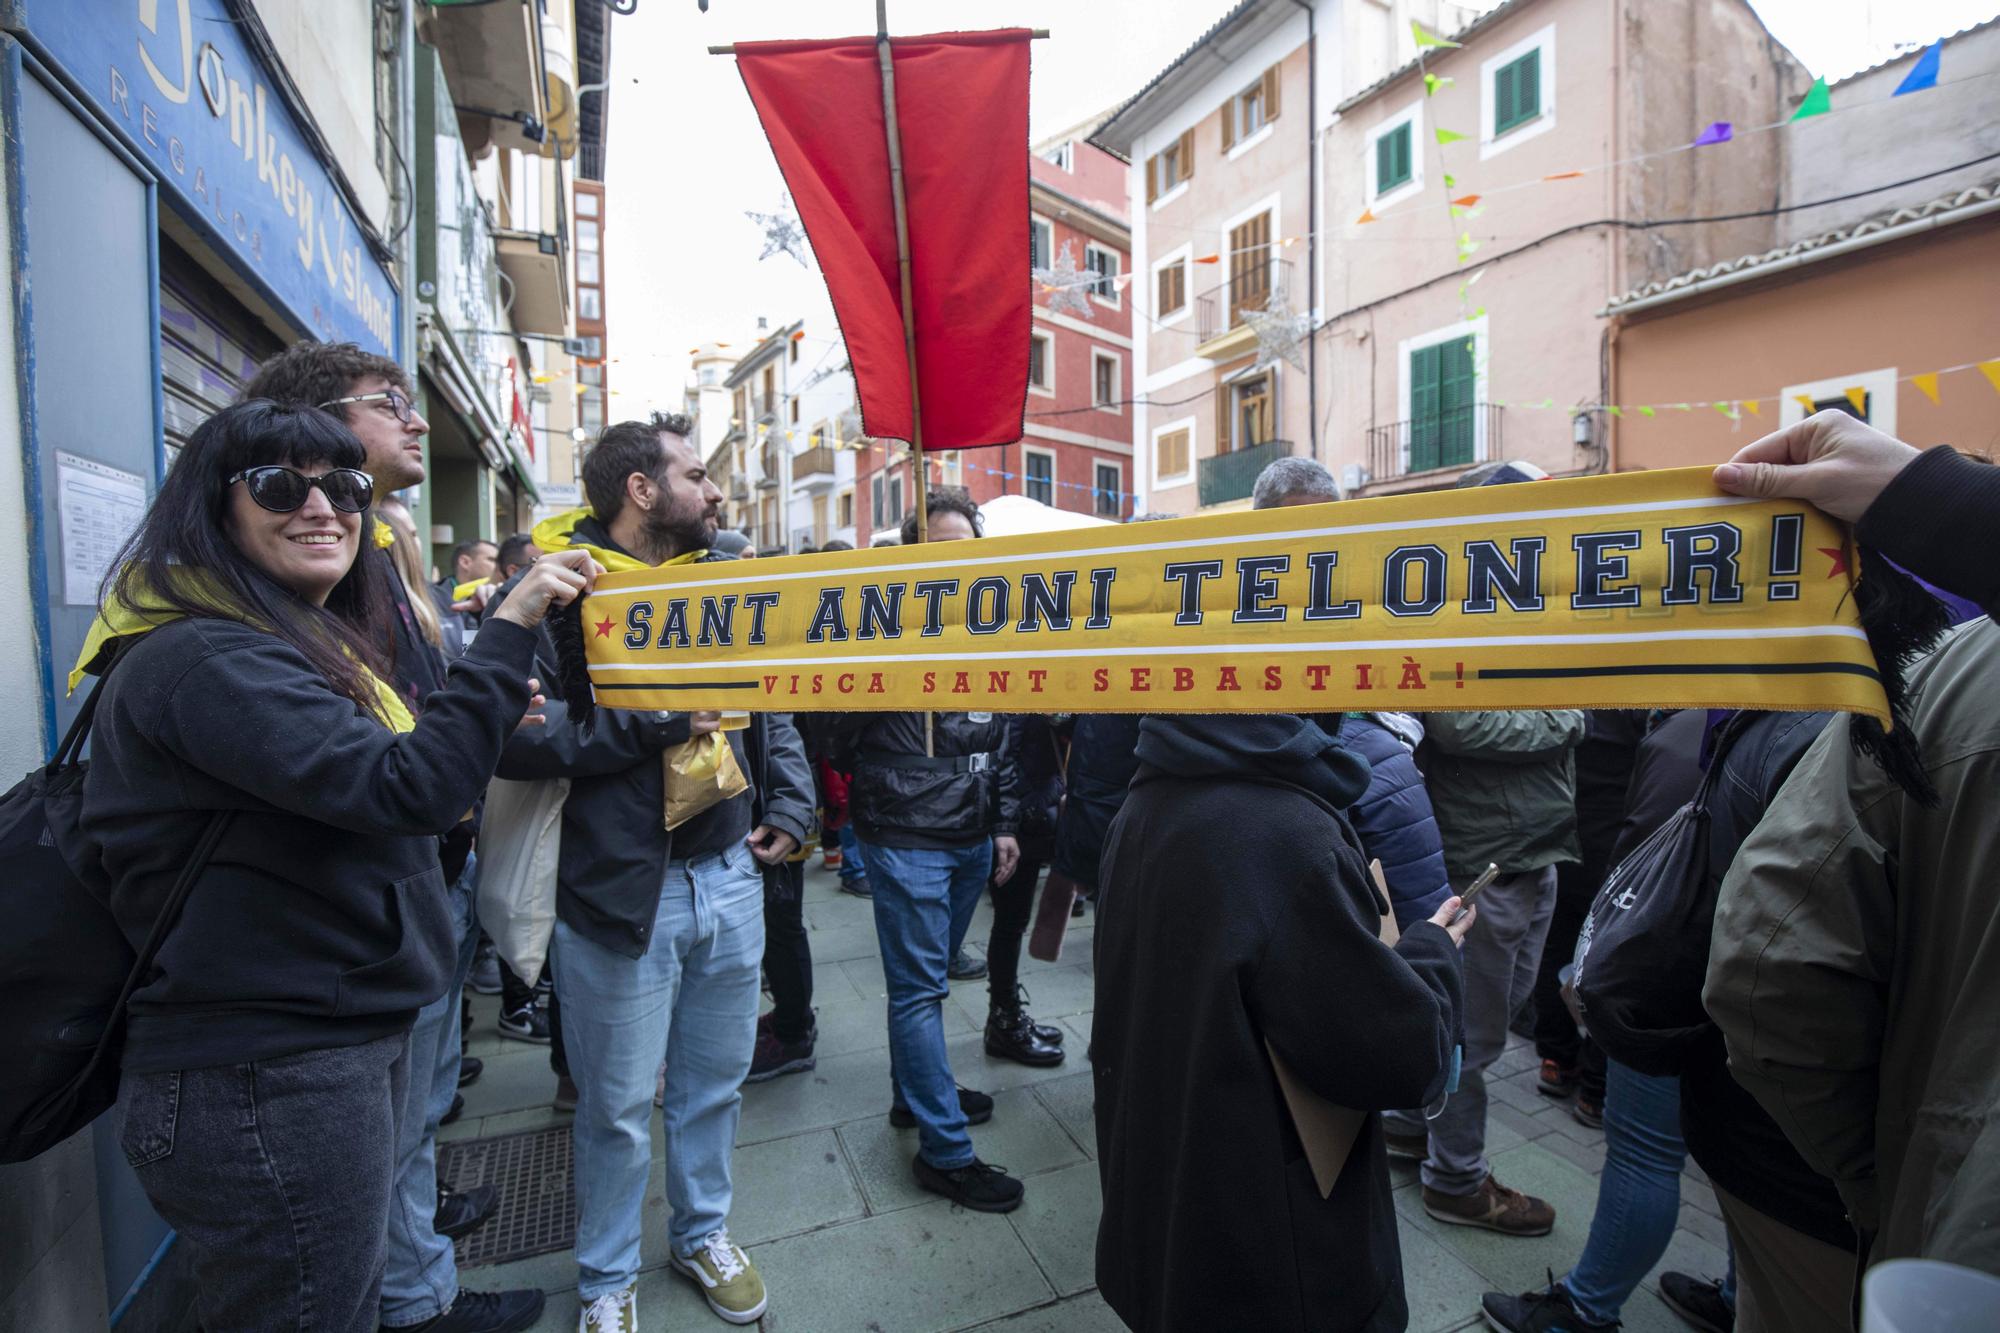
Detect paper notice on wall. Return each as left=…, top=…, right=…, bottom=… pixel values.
left=56, top=451, right=148, bottom=606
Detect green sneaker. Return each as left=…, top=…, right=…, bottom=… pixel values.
left=577, top=1281, right=636, bottom=1333
left=671, top=1229, right=768, bottom=1325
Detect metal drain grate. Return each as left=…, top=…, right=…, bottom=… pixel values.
left=437, top=1126, right=577, bottom=1268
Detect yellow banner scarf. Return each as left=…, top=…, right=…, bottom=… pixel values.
left=70, top=572, right=415, bottom=732
left=574, top=468, right=1888, bottom=723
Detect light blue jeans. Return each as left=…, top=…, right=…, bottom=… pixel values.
left=837, top=823, right=868, bottom=884
left=859, top=839, right=991, bottom=1169
left=554, top=845, right=765, bottom=1300
left=1566, top=1060, right=1734, bottom=1322
left=381, top=853, right=480, bottom=1326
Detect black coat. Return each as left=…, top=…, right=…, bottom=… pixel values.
left=80, top=616, right=536, bottom=1073
left=1051, top=712, right=1142, bottom=888
left=1092, top=715, right=1464, bottom=1332
left=836, top=710, right=1021, bottom=850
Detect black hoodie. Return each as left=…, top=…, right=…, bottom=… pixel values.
left=1092, top=713, right=1464, bottom=1333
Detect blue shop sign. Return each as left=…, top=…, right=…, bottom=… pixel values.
left=7, top=0, right=399, bottom=356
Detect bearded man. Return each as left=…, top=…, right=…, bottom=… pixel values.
left=492, top=413, right=814, bottom=1332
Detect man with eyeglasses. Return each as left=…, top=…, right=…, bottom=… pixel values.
left=243, top=343, right=542, bottom=1333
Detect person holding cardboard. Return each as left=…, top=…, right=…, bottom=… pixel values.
left=1091, top=712, right=1470, bottom=1331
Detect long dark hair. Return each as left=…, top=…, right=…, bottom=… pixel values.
left=104, top=398, right=392, bottom=720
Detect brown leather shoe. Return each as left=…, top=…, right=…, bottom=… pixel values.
left=1421, top=1174, right=1556, bottom=1235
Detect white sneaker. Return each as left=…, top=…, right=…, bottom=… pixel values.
left=670, top=1228, right=768, bottom=1325
left=577, top=1282, right=636, bottom=1333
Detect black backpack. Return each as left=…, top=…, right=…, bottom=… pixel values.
left=1569, top=741, right=1729, bottom=1078
left=0, top=653, right=227, bottom=1163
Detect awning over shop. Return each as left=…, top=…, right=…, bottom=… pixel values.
left=494, top=230, right=570, bottom=335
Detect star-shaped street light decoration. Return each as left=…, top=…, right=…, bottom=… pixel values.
left=1033, top=239, right=1097, bottom=320
left=745, top=200, right=809, bottom=267
left=1242, top=277, right=1314, bottom=373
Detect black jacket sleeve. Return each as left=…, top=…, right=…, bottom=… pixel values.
left=151, top=618, right=536, bottom=837
left=1857, top=444, right=2000, bottom=621
left=753, top=713, right=816, bottom=846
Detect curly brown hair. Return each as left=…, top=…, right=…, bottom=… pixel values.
left=900, top=485, right=982, bottom=545
left=242, top=342, right=413, bottom=422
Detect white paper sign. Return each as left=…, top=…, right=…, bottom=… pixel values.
left=56, top=451, right=148, bottom=606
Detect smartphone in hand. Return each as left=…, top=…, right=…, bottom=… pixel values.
left=1452, top=863, right=1500, bottom=926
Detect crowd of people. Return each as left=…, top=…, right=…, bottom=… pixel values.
left=50, top=334, right=1999, bottom=1333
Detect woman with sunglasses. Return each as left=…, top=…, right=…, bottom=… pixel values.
left=74, top=400, right=599, bottom=1332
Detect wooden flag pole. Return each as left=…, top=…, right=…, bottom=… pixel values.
left=707, top=29, right=1046, bottom=54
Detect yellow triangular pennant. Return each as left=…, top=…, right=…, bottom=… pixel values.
left=1843, top=386, right=1868, bottom=416
left=1911, top=372, right=1940, bottom=404
left=1743, top=399, right=1761, bottom=417
left=1793, top=394, right=1816, bottom=413
left=1980, top=360, right=2000, bottom=395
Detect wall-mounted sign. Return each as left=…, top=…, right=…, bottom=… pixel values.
left=11, top=0, right=400, bottom=356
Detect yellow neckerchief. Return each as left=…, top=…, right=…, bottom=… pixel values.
left=69, top=572, right=415, bottom=733
left=531, top=507, right=706, bottom=573
left=373, top=518, right=396, bottom=550
left=452, top=577, right=491, bottom=603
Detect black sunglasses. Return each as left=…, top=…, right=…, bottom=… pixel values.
left=227, top=466, right=375, bottom=514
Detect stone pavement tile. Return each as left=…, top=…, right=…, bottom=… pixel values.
left=805, top=893, right=878, bottom=933
left=1032, top=1072, right=1097, bottom=1158
left=750, top=1199, right=1053, bottom=1333
left=517, top=1258, right=710, bottom=1333
left=838, top=954, right=889, bottom=1001
left=1492, top=1041, right=1540, bottom=1079
left=1487, top=1070, right=1553, bottom=1116
left=808, top=921, right=890, bottom=964
left=838, top=1086, right=1086, bottom=1216
left=737, top=1045, right=898, bottom=1145
left=950, top=962, right=1095, bottom=1028
left=728, top=1127, right=868, bottom=1246
left=1676, top=1199, right=1729, bottom=1248
left=944, top=1032, right=1083, bottom=1097
left=1682, top=1177, right=1721, bottom=1218
left=1005, top=1159, right=1103, bottom=1297
left=477, top=1104, right=574, bottom=1141
left=1682, top=1157, right=1710, bottom=1186
left=1060, top=1012, right=1094, bottom=1051
left=1538, top=1128, right=1609, bottom=1176
left=1630, top=1226, right=1731, bottom=1333
left=1397, top=1213, right=1497, bottom=1333
left=818, top=958, right=878, bottom=1003
left=458, top=1046, right=561, bottom=1120
left=1016, top=925, right=1092, bottom=975
left=964, top=1289, right=1125, bottom=1332
left=1488, top=1102, right=1556, bottom=1145
left=799, top=990, right=973, bottom=1060
left=1395, top=1142, right=1602, bottom=1297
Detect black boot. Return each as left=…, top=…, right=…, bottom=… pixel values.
left=985, top=999, right=1065, bottom=1067
left=1011, top=984, right=1064, bottom=1045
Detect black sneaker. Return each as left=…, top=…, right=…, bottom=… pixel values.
left=890, top=1086, right=993, bottom=1129
left=744, top=1028, right=817, bottom=1083
left=440, top=1093, right=465, bottom=1126
left=912, top=1155, right=1024, bottom=1213
left=947, top=951, right=988, bottom=981
left=385, top=1286, right=546, bottom=1332
left=1658, top=1272, right=1733, bottom=1333
left=838, top=876, right=873, bottom=898
left=457, top=1055, right=484, bottom=1088
left=1482, top=1275, right=1618, bottom=1333
left=434, top=1182, right=498, bottom=1240
left=496, top=1003, right=550, bottom=1044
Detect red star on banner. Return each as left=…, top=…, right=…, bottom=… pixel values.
left=593, top=616, right=616, bottom=638
left=1819, top=547, right=1850, bottom=578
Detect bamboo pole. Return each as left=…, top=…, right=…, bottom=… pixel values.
left=707, top=30, right=1047, bottom=53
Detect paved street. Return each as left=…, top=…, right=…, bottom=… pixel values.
left=446, top=861, right=1727, bottom=1332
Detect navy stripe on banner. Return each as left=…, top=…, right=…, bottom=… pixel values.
left=591, top=680, right=761, bottom=691
left=1479, top=662, right=1880, bottom=681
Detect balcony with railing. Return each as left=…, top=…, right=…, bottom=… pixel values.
left=1198, top=438, right=1291, bottom=508
left=794, top=445, right=838, bottom=490
left=1365, top=404, right=1504, bottom=487
left=1193, top=258, right=1293, bottom=360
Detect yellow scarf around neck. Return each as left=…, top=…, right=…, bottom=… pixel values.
left=531, top=507, right=706, bottom=574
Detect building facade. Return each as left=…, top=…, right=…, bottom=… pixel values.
left=0, top=2, right=608, bottom=1323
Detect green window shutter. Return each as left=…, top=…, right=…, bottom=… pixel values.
left=1409, top=343, right=1442, bottom=472
left=1376, top=123, right=1412, bottom=192
left=1439, top=336, right=1476, bottom=466
left=1496, top=51, right=1540, bottom=134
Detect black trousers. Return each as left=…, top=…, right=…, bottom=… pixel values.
left=986, top=858, right=1043, bottom=1008
left=762, top=862, right=815, bottom=1043
left=1534, top=859, right=1605, bottom=1098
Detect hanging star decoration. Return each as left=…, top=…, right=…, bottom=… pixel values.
left=1033, top=239, right=1097, bottom=320
left=1242, top=277, right=1313, bottom=373
left=745, top=199, right=809, bottom=267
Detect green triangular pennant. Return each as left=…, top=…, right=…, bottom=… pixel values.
left=1792, top=77, right=1831, bottom=120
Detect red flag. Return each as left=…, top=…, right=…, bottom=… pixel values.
left=735, top=31, right=1031, bottom=450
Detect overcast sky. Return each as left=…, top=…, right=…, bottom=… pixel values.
left=600, top=0, right=1997, bottom=416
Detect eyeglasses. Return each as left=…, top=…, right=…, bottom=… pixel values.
left=319, top=389, right=418, bottom=425
left=227, top=466, right=375, bottom=514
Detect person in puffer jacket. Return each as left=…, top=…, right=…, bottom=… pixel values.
left=1332, top=713, right=1452, bottom=932
left=833, top=489, right=1029, bottom=1216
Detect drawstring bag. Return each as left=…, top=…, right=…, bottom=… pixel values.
left=663, top=732, right=749, bottom=830
left=475, top=776, right=570, bottom=984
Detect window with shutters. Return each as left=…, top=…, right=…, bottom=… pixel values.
left=1094, top=462, right=1123, bottom=517
left=812, top=495, right=829, bottom=547
left=1230, top=373, right=1275, bottom=451
left=1028, top=331, right=1054, bottom=394
left=1408, top=336, right=1477, bottom=472
left=1222, top=65, right=1282, bottom=155
left=1228, top=212, right=1273, bottom=327
left=1481, top=26, right=1556, bottom=158
left=1145, top=129, right=1195, bottom=206
left=1024, top=449, right=1056, bottom=505
left=1493, top=50, right=1541, bottom=135
left=1092, top=351, right=1120, bottom=412
left=1376, top=123, right=1412, bottom=191
left=1154, top=423, right=1193, bottom=485
left=1155, top=255, right=1187, bottom=318
left=1084, top=244, right=1121, bottom=304
left=1366, top=104, right=1423, bottom=205
left=838, top=490, right=854, bottom=528
left=1030, top=216, right=1052, bottom=272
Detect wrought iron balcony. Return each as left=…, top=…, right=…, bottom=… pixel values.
left=1365, top=404, right=1504, bottom=483
left=1198, top=438, right=1291, bottom=508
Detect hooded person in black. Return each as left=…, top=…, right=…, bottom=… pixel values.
left=1092, top=713, right=1469, bottom=1332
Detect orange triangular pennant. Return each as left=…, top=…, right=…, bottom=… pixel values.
left=1355, top=208, right=1377, bottom=225
left=1451, top=194, right=1482, bottom=207
left=1543, top=170, right=1585, bottom=181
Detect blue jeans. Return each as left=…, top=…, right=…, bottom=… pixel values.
left=1566, top=1060, right=1690, bottom=1323
left=382, top=854, right=481, bottom=1326
left=554, top=846, right=765, bottom=1300
left=837, top=824, right=867, bottom=883
left=859, top=839, right=991, bottom=1169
